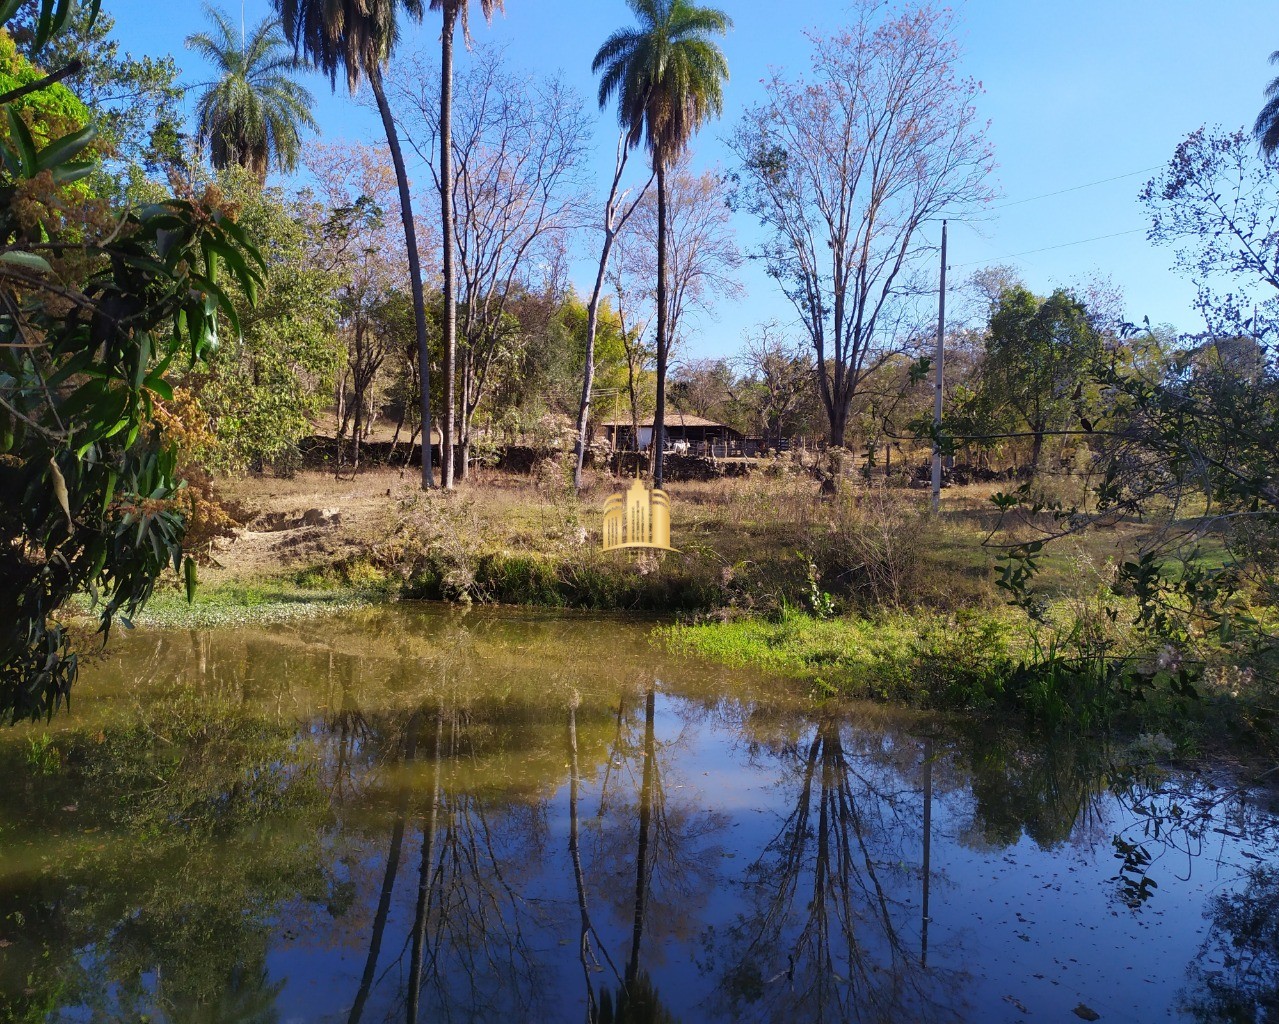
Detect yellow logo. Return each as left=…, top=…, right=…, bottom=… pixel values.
left=602, top=478, right=676, bottom=552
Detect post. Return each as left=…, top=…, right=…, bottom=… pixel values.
left=931, top=220, right=947, bottom=513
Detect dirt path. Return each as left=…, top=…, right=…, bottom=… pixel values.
left=207, top=468, right=420, bottom=583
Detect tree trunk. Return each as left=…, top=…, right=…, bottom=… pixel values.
left=351, top=385, right=363, bottom=472
left=827, top=399, right=849, bottom=448
left=456, top=344, right=471, bottom=481
left=653, top=161, right=669, bottom=487
left=628, top=689, right=656, bottom=986
left=1030, top=422, right=1045, bottom=474
left=370, top=69, right=433, bottom=490
left=574, top=275, right=605, bottom=491
left=439, top=4, right=459, bottom=489
left=574, top=142, right=643, bottom=491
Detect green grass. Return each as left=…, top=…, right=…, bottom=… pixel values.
left=660, top=606, right=1023, bottom=704
left=132, top=582, right=373, bottom=628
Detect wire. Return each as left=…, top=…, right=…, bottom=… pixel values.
left=989, top=165, right=1162, bottom=211
left=950, top=228, right=1145, bottom=269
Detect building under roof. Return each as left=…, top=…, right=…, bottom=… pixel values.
left=598, top=413, right=745, bottom=454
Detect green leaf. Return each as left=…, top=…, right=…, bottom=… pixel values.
left=0, top=250, right=53, bottom=273
left=208, top=238, right=258, bottom=304
left=102, top=468, right=117, bottom=510
left=32, top=0, right=55, bottom=50
left=35, top=124, right=96, bottom=173
left=5, top=108, right=37, bottom=176
left=132, top=330, right=151, bottom=389
left=144, top=376, right=174, bottom=401
left=51, top=161, right=95, bottom=185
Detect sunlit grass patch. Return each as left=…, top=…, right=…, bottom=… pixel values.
left=659, top=606, right=1022, bottom=705
left=134, top=582, right=371, bottom=628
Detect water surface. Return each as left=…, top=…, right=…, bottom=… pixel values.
left=1, top=605, right=1276, bottom=1022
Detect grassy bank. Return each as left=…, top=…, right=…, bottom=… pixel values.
left=158, top=466, right=1275, bottom=739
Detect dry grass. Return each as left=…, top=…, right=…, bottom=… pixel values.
left=200, top=462, right=1162, bottom=615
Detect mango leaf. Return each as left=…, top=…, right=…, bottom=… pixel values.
left=35, top=123, right=96, bottom=173
left=0, top=250, right=52, bottom=273
left=0, top=0, right=25, bottom=26
left=5, top=108, right=37, bottom=176
left=207, top=237, right=258, bottom=302
left=52, top=161, right=95, bottom=185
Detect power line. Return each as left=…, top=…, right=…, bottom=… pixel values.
left=990, top=165, right=1162, bottom=211
left=951, top=228, right=1145, bottom=269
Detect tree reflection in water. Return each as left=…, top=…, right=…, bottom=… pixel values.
left=1181, top=864, right=1279, bottom=1022
left=711, top=715, right=964, bottom=1024
left=585, top=685, right=725, bottom=1024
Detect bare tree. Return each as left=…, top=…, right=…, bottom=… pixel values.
left=307, top=142, right=420, bottom=473
left=395, top=49, right=591, bottom=480
left=621, top=158, right=741, bottom=467
left=729, top=3, right=995, bottom=450
left=606, top=237, right=656, bottom=455
left=739, top=320, right=815, bottom=448
left=573, top=134, right=652, bottom=490
left=632, top=159, right=741, bottom=361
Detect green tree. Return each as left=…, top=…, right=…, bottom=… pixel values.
left=185, top=4, right=317, bottom=183
left=975, top=286, right=1101, bottom=473
left=275, top=0, right=439, bottom=489
left=10, top=0, right=183, bottom=173
left=592, top=0, right=731, bottom=487
left=0, top=4, right=263, bottom=723
left=183, top=168, right=342, bottom=472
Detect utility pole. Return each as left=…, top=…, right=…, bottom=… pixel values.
left=931, top=220, right=947, bottom=513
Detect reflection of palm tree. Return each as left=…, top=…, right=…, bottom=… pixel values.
left=597, top=688, right=681, bottom=1023
left=408, top=708, right=443, bottom=1022
left=628, top=689, right=657, bottom=986
left=393, top=705, right=543, bottom=1018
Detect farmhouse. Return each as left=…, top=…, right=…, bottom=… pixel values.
left=598, top=413, right=746, bottom=456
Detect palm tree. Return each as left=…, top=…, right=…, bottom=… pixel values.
left=273, top=0, right=436, bottom=488
left=429, top=0, right=504, bottom=489
left=185, top=5, right=317, bottom=183
left=1256, top=50, right=1279, bottom=156
left=593, top=0, right=730, bottom=487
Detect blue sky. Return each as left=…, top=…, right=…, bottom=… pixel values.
left=108, top=0, right=1277, bottom=358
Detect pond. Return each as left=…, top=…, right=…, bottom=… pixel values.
left=1, top=605, right=1276, bottom=1023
